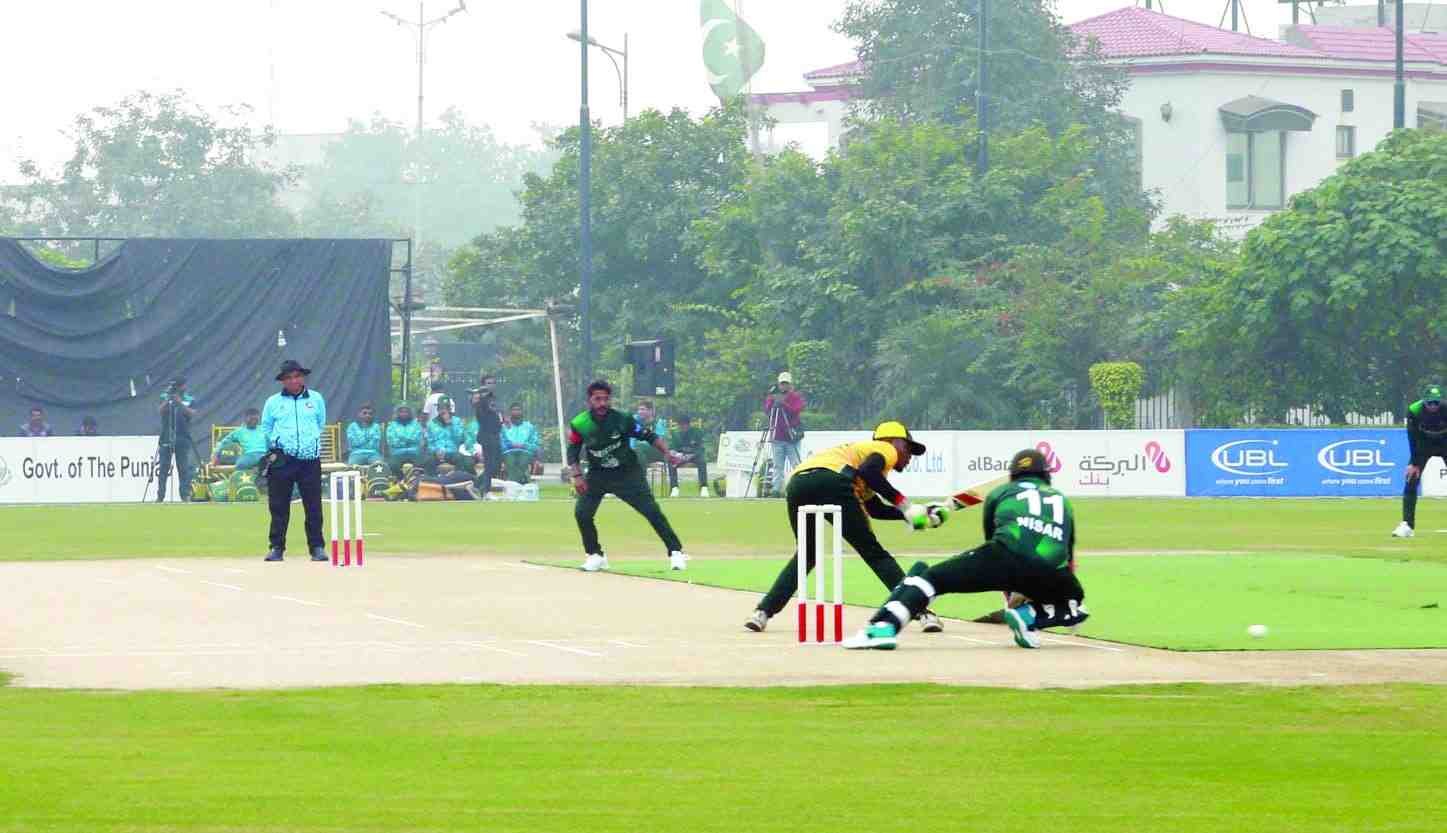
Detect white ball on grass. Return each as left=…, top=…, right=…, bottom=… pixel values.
left=1247, top=624, right=1268, bottom=639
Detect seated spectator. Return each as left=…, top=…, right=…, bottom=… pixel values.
left=670, top=414, right=710, bottom=498
left=500, top=402, right=542, bottom=484
left=427, top=405, right=476, bottom=473
left=20, top=406, right=54, bottom=437
left=631, top=400, right=676, bottom=492
left=422, top=380, right=448, bottom=420
left=76, top=416, right=99, bottom=436
left=386, top=405, right=425, bottom=475
left=346, top=403, right=383, bottom=465
left=213, top=408, right=269, bottom=471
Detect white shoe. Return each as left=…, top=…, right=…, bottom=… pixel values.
left=669, top=551, right=689, bottom=571
left=581, top=553, right=609, bottom=572
left=700, top=487, right=711, bottom=498
left=669, top=486, right=680, bottom=498
left=1392, top=521, right=1415, bottom=539
left=744, top=609, right=768, bottom=632
left=918, top=609, right=944, bottom=633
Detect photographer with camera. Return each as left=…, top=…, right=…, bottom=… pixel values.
left=156, top=379, right=198, bottom=502
left=763, top=372, right=806, bottom=496
left=470, top=375, right=503, bottom=497
left=259, top=360, right=328, bottom=562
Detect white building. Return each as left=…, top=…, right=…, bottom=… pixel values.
left=1074, top=7, right=1447, bottom=235
left=753, top=6, right=1447, bottom=236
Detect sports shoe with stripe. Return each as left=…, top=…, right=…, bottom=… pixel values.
left=1004, top=605, right=1040, bottom=649
left=1392, top=521, right=1414, bottom=538
left=581, top=552, right=609, bottom=572
left=842, top=621, right=898, bottom=650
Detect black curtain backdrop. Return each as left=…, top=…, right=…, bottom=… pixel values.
left=0, top=238, right=393, bottom=451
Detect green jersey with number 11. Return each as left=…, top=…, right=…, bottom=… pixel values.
left=983, top=476, right=1076, bottom=569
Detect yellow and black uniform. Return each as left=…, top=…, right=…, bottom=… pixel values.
left=753, top=439, right=916, bottom=617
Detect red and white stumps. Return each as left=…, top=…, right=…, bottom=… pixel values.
left=795, top=504, right=844, bottom=643
left=329, top=471, right=364, bottom=567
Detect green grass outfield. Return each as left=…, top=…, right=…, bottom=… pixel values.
left=5, top=496, right=1447, bottom=651
left=2, top=683, right=1445, bottom=833
left=2, top=495, right=1446, bottom=562
left=593, top=553, right=1447, bottom=651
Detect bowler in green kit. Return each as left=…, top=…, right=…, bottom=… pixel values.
left=845, top=448, right=1089, bottom=650
left=567, top=380, right=690, bottom=572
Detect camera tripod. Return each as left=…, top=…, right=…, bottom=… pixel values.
left=141, top=389, right=192, bottom=503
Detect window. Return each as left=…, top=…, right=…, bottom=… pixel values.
left=1341, top=89, right=1354, bottom=113
left=1226, top=131, right=1285, bottom=210
left=1336, top=126, right=1356, bottom=158
left=1420, top=103, right=1447, bottom=132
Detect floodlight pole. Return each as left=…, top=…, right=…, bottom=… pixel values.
left=977, top=0, right=988, bottom=174
left=1395, top=0, right=1406, bottom=129
left=381, top=0, right=467, bottom=298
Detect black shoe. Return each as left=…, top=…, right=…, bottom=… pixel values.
left=309, top=546, right=328, bottom=562
left=264, top=549, right=284, bottom=562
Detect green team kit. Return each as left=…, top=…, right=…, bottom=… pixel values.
left=1397, top=385, right=1447, bottom=536
left=846, top=448, right=1089, bottom=650
left=566, top=398, right=687, bottom=571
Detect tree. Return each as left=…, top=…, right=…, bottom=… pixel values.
left=9, top=91, right=297, bottom=238
left=835, top=0, right=1152, bottom=222
left=297, top=109, right=554, bottom=248
left=1187, top=129, right=1447, bottom=423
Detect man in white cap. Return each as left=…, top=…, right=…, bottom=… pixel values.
left=763, top=371, right=805, bottom=496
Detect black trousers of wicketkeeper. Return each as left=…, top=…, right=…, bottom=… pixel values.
left=756, top=467, right=908, bottom=617
left=574, top=466, right=683, bottom=555
left=1403, top=443, right=1447, bottom=527
left=267, top=455, right=324, bottom=553
left=876, top=541, right=1086, bottom=630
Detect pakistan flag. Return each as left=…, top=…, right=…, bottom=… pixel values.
left=700, top=0, right=765, bottom=101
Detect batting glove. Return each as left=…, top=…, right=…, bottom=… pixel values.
left=925, top=502, right=951, bottom=529
left=903, top=503, right=930, bottom=531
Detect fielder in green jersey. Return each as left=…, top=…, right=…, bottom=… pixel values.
left=567, top=380, right=689, bottom=572
left=1394, top=384, right=1447, bottom=538
left=845, top=447, right=1088, bottom=650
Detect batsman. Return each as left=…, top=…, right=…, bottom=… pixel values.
left=845, top=448, right=1089, bottom=650
left=745, top=421, right=950, bottom=634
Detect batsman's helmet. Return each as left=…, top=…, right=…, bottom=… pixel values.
left=1008, top=448, right=1050, bottom=483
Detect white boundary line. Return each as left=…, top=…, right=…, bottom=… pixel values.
left=272, top=595, right=323, bottom=607
left=199, top=580, right=244, bottom=592
left=366, top=614, right=426, bottom=629
left=526, top=640, right=604, bottom=657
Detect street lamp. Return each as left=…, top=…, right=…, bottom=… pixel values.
left=567, top=29, right=628, bottom=121
left=380, top=0, right=466, bottom=401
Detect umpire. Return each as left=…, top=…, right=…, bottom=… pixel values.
left=260, top=359, right=329, bottom=562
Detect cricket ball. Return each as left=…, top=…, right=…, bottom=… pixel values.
left=1247, top=624, right=1268, bottom=639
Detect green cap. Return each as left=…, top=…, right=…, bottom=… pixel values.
left=1426, top=385, right=1443, bottom=404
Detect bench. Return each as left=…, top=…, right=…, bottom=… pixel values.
left=208, top=422, right=345, bottom=477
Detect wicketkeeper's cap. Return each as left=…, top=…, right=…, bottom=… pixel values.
left=1009, top=448, right=1050, bottom=477
left=1425, top=384, right=1443, bottom=404
left=873, top=421, right=926, bottom=455
left=777, top=372, right=793, bottom=384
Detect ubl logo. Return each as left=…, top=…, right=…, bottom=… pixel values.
left=1316, top=440, right=1392, bottom=476
left=1211, top=440, right=1287, bottom=476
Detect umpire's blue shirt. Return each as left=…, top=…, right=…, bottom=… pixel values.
left=261, top=388, right=327, bottom=460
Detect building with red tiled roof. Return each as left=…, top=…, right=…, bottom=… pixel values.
left=749, top=7, right=1447, bottom=232
left=1068, top=7, right=1447, bottom=234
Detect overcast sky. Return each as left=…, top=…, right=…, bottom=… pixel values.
left=1, top=0, right=1306, bottom=179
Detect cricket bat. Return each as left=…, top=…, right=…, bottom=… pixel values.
left=948, top=473, right=1009, bottom=509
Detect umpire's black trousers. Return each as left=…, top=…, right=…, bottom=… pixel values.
left=267, top=456, right=324, bottom=552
